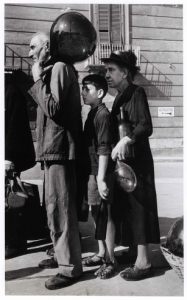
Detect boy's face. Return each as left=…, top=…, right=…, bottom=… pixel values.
left=81, top=82, right=101, bottom=108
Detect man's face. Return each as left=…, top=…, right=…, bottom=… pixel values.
left=104, top=62, right=127, bottom=89
left=81, top=82, right=100, bottom=108
left=29, top=35, right=49, bottom=63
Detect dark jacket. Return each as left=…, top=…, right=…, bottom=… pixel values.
left=5, top=84, right=36, bottom=172
left=111, top=84, right=160, bottom=247
left=28, top=62, right=82, bottom=161
left=111, top=83, right=154, bottom=175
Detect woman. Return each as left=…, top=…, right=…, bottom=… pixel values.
left=101, top=50, right=160, bottom=280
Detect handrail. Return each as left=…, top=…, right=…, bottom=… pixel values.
left=5, top=44, right=32, bottom=76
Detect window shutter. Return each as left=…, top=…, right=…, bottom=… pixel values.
left=111, top=5, right=121, bottom=44
left=98, top=4, right=110, bottom=43
left=98, top=4, right=121, bottom=44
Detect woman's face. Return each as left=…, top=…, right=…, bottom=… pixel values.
left=104, top=62, right=128, bottom=91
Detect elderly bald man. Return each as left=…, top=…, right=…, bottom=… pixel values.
left=28, top=32, right=83, bottom=290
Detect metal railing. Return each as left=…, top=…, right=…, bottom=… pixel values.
left=86, top=43, right=140, bottom=67
left=5, top=43, right=140, bottom=72
left=5, top=44, right=32, bottom=76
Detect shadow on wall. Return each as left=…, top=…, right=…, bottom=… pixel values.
left=99, top=55, right=173, bottom=101
left=134, top=55, right=173, bottom=100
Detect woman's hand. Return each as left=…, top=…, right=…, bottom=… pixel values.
left=97, top=178, right=109, bottom=201
left=111, top=136, right=132, bottom=161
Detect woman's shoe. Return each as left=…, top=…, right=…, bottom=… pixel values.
left=94, top=259, right=118, bottom=279
left=120, top=264, right=154, bottom=281
left=82, top=254, right=104, bottom=266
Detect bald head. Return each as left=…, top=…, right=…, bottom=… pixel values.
left=31, top=32, right=49, bottom=44
left=29, top=32, right=50, bottom=63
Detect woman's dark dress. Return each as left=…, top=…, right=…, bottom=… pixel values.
left=111, top=83, right=160, bottom=246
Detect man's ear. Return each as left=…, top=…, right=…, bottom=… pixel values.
left=122, top=68, right=128, bottom=79
left=98, top=89, right=104, bottom=99
left=45, top=41, right=50, bottom=52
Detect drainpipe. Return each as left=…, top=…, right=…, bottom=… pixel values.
left=89, top=4, right=92, bottom=22
left=125, top=4, right=130, bottom=46
left=89, top=4, right=94, bottom=64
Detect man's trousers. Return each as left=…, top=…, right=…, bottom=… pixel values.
left=44, top=160, right=82, bottom=277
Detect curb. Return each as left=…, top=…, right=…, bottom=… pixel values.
left=153, top=157, right=183, bottom=163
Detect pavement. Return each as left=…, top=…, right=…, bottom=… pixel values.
left=4, top=161, right=184, bottom=297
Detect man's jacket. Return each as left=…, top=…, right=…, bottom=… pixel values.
left=28, top=62, right=83, bottom=162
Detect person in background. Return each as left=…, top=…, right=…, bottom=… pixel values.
left=101, top=50, right=160, bottom=281
left=5, top=71, right=36, bottom=259
left=28, top=32, right=83, bottom=290
left=81, top=74, right=117, bottom=279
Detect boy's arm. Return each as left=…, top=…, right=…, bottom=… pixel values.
left=97, top=154, right=110, bottom=200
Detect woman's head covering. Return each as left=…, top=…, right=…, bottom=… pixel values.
left=101, top=50, right=140, bottom=71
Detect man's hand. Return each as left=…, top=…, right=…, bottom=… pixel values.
left=97, top=178, right=109, bottom=200
left=32, top=62, right=53, bottom=82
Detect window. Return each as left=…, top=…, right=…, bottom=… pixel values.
left=86, top=4, right=140, bottom=67
left=98, top=4, right=121, bottom=44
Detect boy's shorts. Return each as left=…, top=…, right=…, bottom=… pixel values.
left=87, top=173, right=114, bottom=205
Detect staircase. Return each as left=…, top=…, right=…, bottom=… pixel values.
left=5, top=44, right=33, bottom=81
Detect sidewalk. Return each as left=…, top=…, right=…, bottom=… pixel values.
left=5, top=162, right=184, bottom=296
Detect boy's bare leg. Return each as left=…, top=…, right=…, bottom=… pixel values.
left=93, top=220, right=105, bottom=258
left=97, top=240, right=106, bottom=258
left=105, top=204, right=115, bottom=261
left=94, top=204, right=116, bottom=279
left=88, top=204, right=115, bottom=261
left=91, top=205, right=106, bottom=258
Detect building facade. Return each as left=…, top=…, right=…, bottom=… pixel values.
left=4, top=3, right=183, bottom=158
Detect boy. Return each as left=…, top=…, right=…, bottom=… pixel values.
left=81, top=74, right=117, bottom=279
